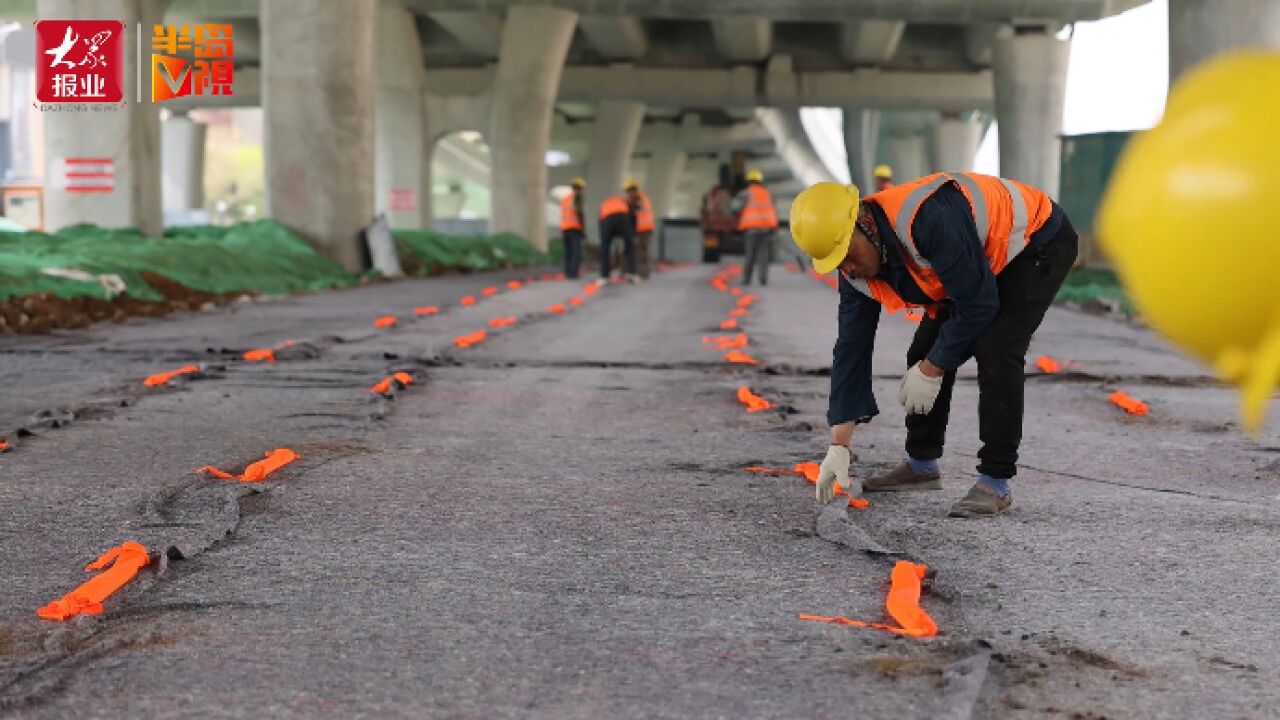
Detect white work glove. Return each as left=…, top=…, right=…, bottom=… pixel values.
left=899, top=362, right=944, bottom=415
left=816, top=445, right=852, bottom=504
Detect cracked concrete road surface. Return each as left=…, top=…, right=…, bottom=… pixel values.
left=2, top=265, right=1277, bottom=719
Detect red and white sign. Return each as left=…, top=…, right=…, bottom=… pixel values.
left=58, top=157, right=115, bottom=193
left=34, top=20, right=124, bottom=104
left=389, top=188, right=416, bottom=212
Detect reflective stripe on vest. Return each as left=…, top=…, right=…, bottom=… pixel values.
left=634, top=192, right=655, bottom=232
left=853, top=172, right=1051, bottom=309
left=738, top=184, right=779, bottom=230
left=599, top=195, right=630, bottom=219
left=560, top=192, right=582, bottom=231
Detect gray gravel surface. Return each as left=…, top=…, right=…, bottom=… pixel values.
left=1, top=265, right=1277, bottom=719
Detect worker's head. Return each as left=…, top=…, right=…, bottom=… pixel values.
left=571, top=177, right=586, bottom=189
left=873, top=164, right=894, bottom=191
left=623, top=178, right=639, bottom=195
left=746, top=169, right=764, bottom=183
left=790, top=182, right=880, bottom=278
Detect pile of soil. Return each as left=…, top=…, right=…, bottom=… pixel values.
left=0, top=272, right=249, bottom=334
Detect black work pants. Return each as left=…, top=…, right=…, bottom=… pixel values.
left=563, top=229, right=584, bottom=279
left=599, top=213, right=635, bottom=279
left=904, top=217, right=1079, bottom=479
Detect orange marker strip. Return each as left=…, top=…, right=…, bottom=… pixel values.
left=374, top=315, right=398, bottom=328
left=723, top=350, right=758, bottom=365
left=1109, top=390, right=1149, bottom=415
left=197, top=448, right=300, bottom=483
left=415, top=306, right=439, bottom=317
left=37, top=541, right=151, bottom=621
left=243, top=348, right=276, bottom=363
left=719, top=318, right=739, bottom=330
left=583, top=283, right=599, bottom=296
left=488, top=316, right=519, bottom=328
left=506, top=280, right=522, bottom=290
left=0, top=439, right=9, bottom=452
left=370, top=377, right=393, bottom=394
left=737, top=294, right=757, bottom=308
left=729, top=308, right=748, bottom=317
left=547, top=304, right=566, bottom=314
left=482, top=286, right=498, bottom=296
left=1035, top=355, right=1062, bottom=374
left=711, top=276, right=729, bottom=292
left=737, top=385, right=773, bottom=413
left=461, top=295, right=476, bottom=306
left=569, top=296, right=584, bottom=306
left=453, top=330, right=488, bottom=349
left=799, top=561, right=935, bottom=638
left=143, top=364, right=200, bottom=387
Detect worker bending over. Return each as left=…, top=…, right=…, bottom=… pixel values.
left=791, top=173, right=1078, bottom=517
left=598, top=193, right=637, bottom=284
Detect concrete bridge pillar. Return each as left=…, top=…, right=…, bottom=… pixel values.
left=39, top=0, right=166, bottom=235
left=161, top=112, right=206, bottom=218
left=993, top=29, right=1070, bottom=197
left=489, top=5, right=577, bottom=250
left=931, top=115, right=982, bottom=174
left=263, top=0, right=375, bottom=270
left=584, top=100, right=645, bottom=246
left=645, top=146, right=687, bottom=228
left=375, top=4, right=428, bottom=230
left=842, top=108, right=879, bottom=192
left=884, top=133, right=927, bottom=185
left=1169, top=0, right=1280, bottom=86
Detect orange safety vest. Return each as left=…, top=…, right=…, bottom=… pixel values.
left=848, top=172, right=1053, bottom=314
left=633, top=192, right=655, bottom=232
left=599, top=195, right=630, bottom=219
left=560, top=191, right=582, bottom=232
left=738, top=183, right=779, bottom=231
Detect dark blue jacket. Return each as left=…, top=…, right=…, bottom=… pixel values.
left=828, top=183, right=1063, bottom=426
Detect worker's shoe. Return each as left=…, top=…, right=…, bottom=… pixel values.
left=947, top=483, right=1013, bottom=518
left=863, top=462, right=942, bottom=492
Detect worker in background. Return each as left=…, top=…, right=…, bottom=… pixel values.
left=597, top=193, right=636, bottom=284
left=791, top=173, right=1078, bottom=517
left=731, top=169, right=779, bottom=286
left=873, top=164, right=894, bottom=191
left=625, top=179, right=656, bottom=279
left=559, top=177, right=586, bottom=279
left=699, top=164, right=736, bottom=263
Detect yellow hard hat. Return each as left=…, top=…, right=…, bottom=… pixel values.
left=790, top=182, right=861, bottom=275
left=571, top=177, right=585, bottom=187
left=623, top=177, right=638, bottom=191
left=874, top=164, right=893, bottom=179
left=746, top=169, right=763, bottom=183
left=1098, top=50, right=1280, bottom=430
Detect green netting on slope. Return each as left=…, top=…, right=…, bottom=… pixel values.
left=1056, top=267, right=1135, bottom=316
left=0, top=222, right=356, bottom=302
left=394, top=230, right=551, bottom=276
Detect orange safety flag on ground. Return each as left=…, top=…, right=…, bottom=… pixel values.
left=415, top=306, right=439, bottom=317
left=374, top=315, right=398, bottom=328
left=583, top=283, right=599, bottom=296
left=488, top=316, right=519, bottom=328
left=569, top=296, right=584, bottom=306
left=738, top=294, right=757, bottom=308
left=370, top=372, right=413, bottom=394
left=1109, top=390, right=1149, bottom=415
left=749, top=464, right=867, bottom=507
left=454, top=330, right=487, bottom=348
left=729, top=308, right=748, bottom=317
left=703, top=333, right=748, bottom=350
left=143, top=364, right=200, bottom=387
left=731, top=288, right=742, bottom=296
left=547, top=304, right=566, bottom=314
left=711, top=276, right=729, bottom=292
left=243, top=348, right=276, bottom=363
left=720, top=318, right=739, bottom=330
left=461, top=295, right=476, bottom=306
left=507, top=280, right=522, bottom=290
left=37, top=541, right=151, bottom=621
left=1035, top=355, right=1063, bottom=374
left=198, top=448, right=299, bottom=483
left=482, top=286, right=498, bottom=296
left=799, top=561, right=936, bottom=638
left=737, top=386, right=773, bottom=412
left=0, top=439, right=9, bottom=452
left=724, top=350, right=758, bottom=365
